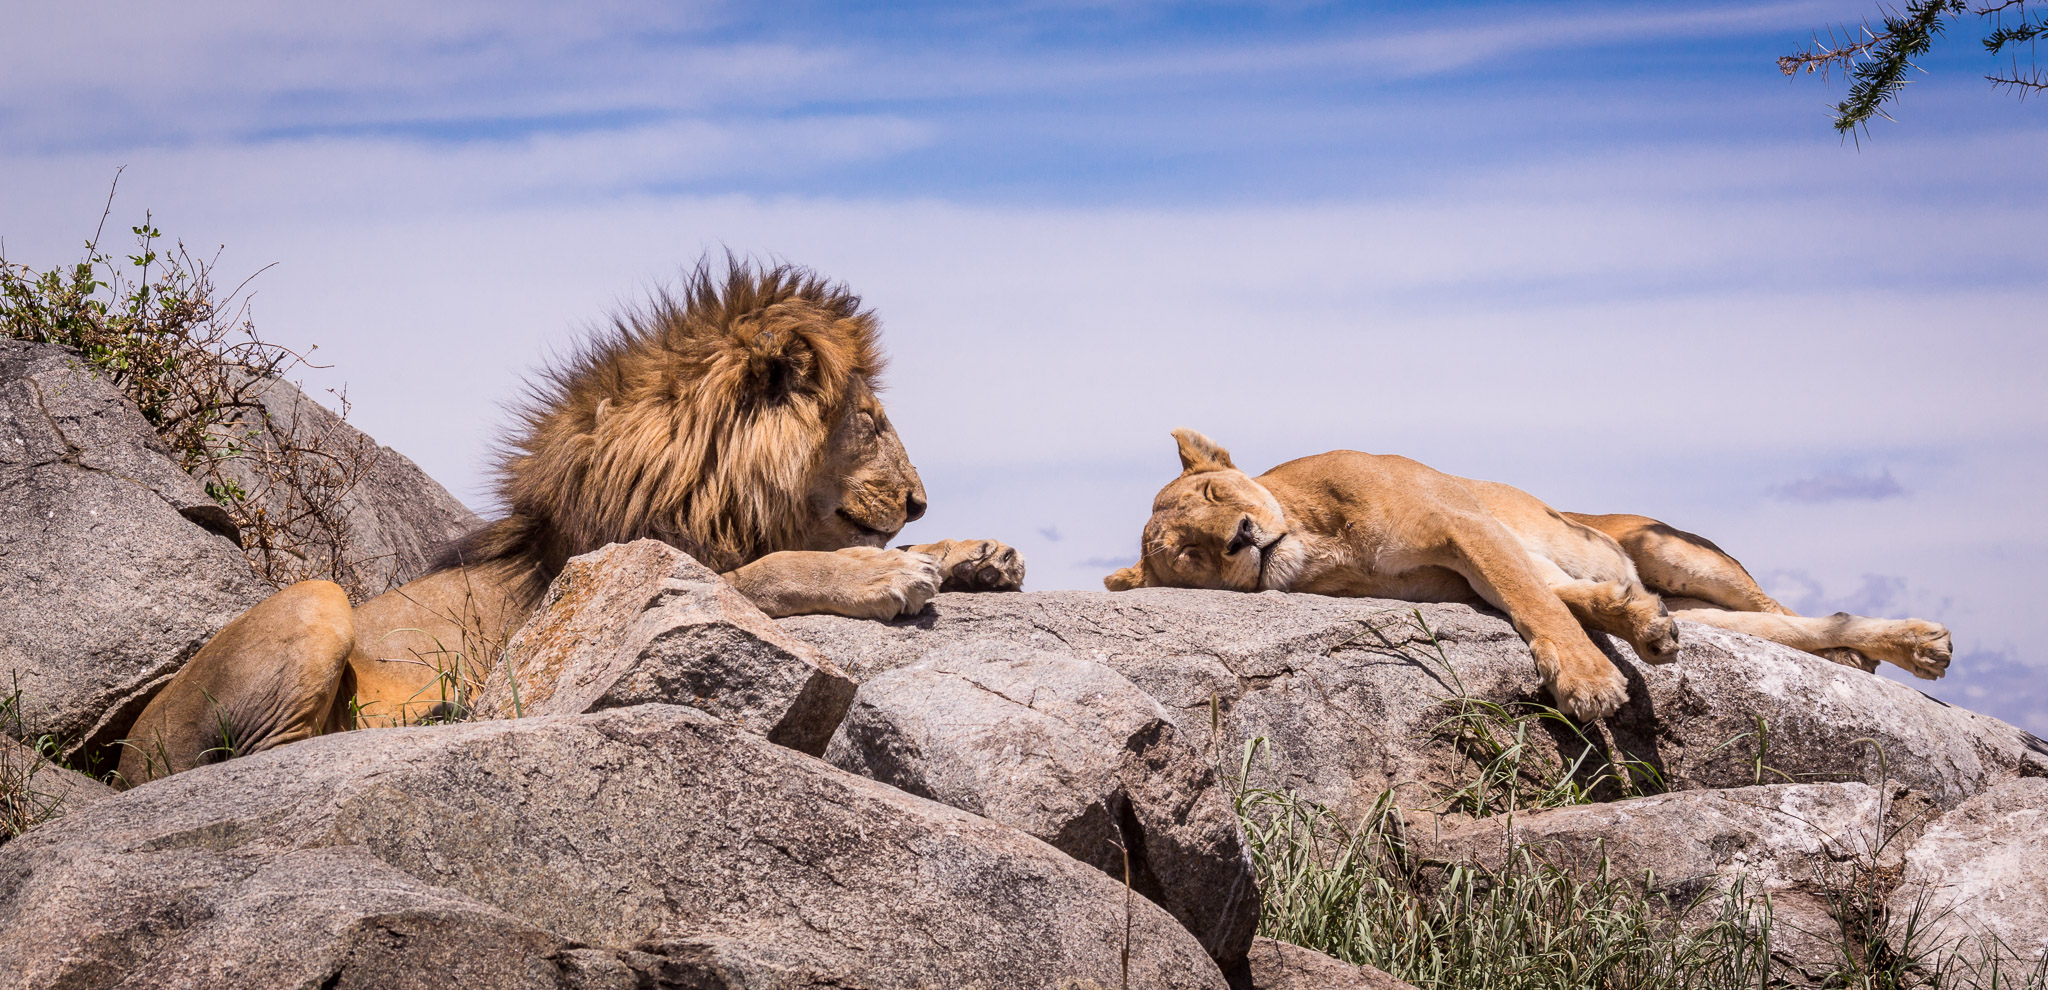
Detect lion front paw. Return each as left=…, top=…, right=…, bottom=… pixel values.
left=840, top=547, right=943, bottom=620
left=1554, top=667, right=1629, bottom=722
left=902, top=539, right=1026, bottom=593
left=1538, top=638, right=1630, bottom=722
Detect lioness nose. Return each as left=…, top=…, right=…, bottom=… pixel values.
left=904, top=492, right=927, bottom=523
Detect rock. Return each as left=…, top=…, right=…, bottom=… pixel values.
left=2, top=736, right=117, bottom=839
left=824, top=641, right=1259, bottom=964
left=1888, top=778, right=2048, bottom=967
left=0, top=341, right=268, bottom=759
left=778, top=590, right=2048, bottom=821
left=207, top=367, right=479, bottom=597
left=0, top=704, right=1228, bottom=989
left=472, top=540, right=856, bottom=755
left=1410, top=782, right=1936, bottom=978
left=1240, top=938, right=1417, bottom=990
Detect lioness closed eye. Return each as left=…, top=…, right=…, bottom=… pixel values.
left=1105, top=429, right=1951, bottom=722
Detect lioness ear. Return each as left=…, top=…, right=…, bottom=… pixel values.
left=1171, top=428, right=1235, bottom=475
left=1104, top=561, right=1148, bottom=591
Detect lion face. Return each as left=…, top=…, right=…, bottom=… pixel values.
left=1107, top=429, right=1299, bottom=593
left=802, top=387, right=927, bottom=550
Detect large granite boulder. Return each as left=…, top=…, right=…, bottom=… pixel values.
left=1410, top=782, right=1936, bottom=979
left=0, top=341, right=268, bottom=759
left=0, top=704, right=1229, bottom=989
left=825, top=641, right=1259, bottom=964
left=206, top=367, right=479, bottom=597
left=779, top=590, right=2048, bottom=821
left=1888, top=778, right=2048, bottom=967
left=473, top=540, right=856, bottom=755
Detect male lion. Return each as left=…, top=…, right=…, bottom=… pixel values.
left=1105, top=429, right=1951, bottom=722
left=118, top=262, right=1024, bottom=784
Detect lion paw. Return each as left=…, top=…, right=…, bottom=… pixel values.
left=1631, top=616, right=1682, bottom=666
left=903, top=539, right=1026, bottom=593
left=841, top=547, right=943, bottom=620
left=1874, top=620, right=1952, bottom=681
left=1549, top=655, right=1630, bottom=722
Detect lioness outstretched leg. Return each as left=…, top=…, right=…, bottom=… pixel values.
left=1565, top=512, right=1945, bottom=674
left=1664, top=603, right=1951, bottom=680
left=118, top=581, right=355, bottom=786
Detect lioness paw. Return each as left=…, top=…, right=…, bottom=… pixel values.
left=902, top=539, right=1026, bottom=593
left=1554, top=665, right=1630, bottom=722
left=1878, top=620, right=1952, bottom=681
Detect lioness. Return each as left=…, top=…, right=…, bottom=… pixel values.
left=118, top=262, right=1025, bottom=784
left=1105, top=429, right=1951, bottom=722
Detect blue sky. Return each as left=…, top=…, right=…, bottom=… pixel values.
left=4, top=1, right=2044, bottom=730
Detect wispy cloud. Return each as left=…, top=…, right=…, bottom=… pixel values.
left=0, top=1, right=1832, bottom=156
left=1884, top=647, right=2048, bottom=736
left=1764, top=571, right=1917, bottom=616
left=1772, top=469, right=1905, bottom=503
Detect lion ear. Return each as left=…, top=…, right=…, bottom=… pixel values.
left=1104, top=560, right=1149, bottom=591
left=1171, top=428, right=1235, bottom=475
left=733, top=324, right=823, bottom=405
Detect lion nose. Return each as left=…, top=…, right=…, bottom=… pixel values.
left=904, top=491, right=927, bottom=523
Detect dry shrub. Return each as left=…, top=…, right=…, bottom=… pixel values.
left=2, top=175, right=375, bottom=598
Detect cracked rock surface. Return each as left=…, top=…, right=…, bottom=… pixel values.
left=0, top=704, right=1228, bottom=990
left=1888, top=777, right=2048, bottom=967
left=779, top=590, right=2048, bottom=822
left=0, top=340, right=267, bottom=758
left=824, top=641, right=1259, bottom=964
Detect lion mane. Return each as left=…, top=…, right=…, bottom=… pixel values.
left=441, top=259, right=885, bottom=597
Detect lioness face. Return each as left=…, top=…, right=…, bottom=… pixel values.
left=803, top=386, right=928, bottom=550
left=1113, top=429, right=1296, bottom=593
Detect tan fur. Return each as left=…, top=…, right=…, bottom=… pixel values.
left=1106, top=429, right=1952, bottom=722
left=118, top=260, right=1024, bottom=785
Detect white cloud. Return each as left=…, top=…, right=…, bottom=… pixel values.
left=0, top=1, right=1836, bottom=151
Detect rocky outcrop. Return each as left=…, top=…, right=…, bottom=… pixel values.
left=208, top=367, right=479, bottom=597
left=0, top=704, right=1229, bottom=989
left=1888, top=777, right=2048, bottom=965
left=1410, top=782, right=1936, bottom=978
left=473, top=540, right=856, bottom=755
left=779, top=590, right=2048, bottom=820
left=1241, top=938, right=1417, bottom=990
left=825, top=641, right=1259, bottom=964
left=0, top=341, right=268, bottom=758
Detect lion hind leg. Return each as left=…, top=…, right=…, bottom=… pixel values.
left=1670, top=607, right=1950, bottom=680
left=1565, top=512, right=1792, bottom=615
left=116, top=581, right=357, bottom=787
